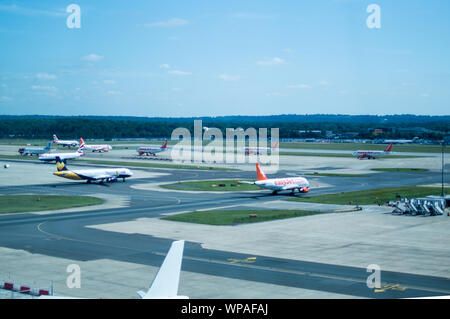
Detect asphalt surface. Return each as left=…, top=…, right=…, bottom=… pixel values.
left=0, top=162, right=449, bottom=299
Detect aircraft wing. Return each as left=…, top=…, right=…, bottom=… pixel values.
left=138, top=240, right=187, bottom=299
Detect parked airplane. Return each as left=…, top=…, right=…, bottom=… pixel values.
left=137, top=240, right=188, bottom=299
left=38, top=146, right=85, bottom=162
left=240, top=163, right=310, bottom=195
left=352, top=143, right=393, bottom=159
left=382, top=137, right=419, bottom=144
left=244, top=141, right=278, bottom=155
left=53, top=135, right=79, bottom=148
left=79, top=137, right=112, bottom=153
left=137, top=140, right=168, bottom=156
left=18, top=142, right=52, bottom=156
left=53, top=156, right=132, bottom=183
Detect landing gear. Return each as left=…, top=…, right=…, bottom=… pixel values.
left=272, top=190, right=278, bottom=195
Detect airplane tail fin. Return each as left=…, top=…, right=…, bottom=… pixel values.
left=45, top=141, right=52, bottom=150
left=256, top=163, right=268, bottom=181
left=53, top=135, right=58, bottom=142
left=384, top=143, right=393, bottom=152
left=138, top=240, right=186, bottom=299
left=55, top=157, right=68, bottom=171
left=271, top=141, right=279, bottom=149
left=79, top=139, right=86, bottom=150
left=161, top=140, right=168, bottom=149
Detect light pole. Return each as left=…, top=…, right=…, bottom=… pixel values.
left=442, top=140, right=445, bottom=198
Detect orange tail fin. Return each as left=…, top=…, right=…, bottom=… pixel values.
left=384, top=143, right=392, bottom=152
left=256, top=163, right=268, bottom=181
left=271, top=141, right=279, bottom=149
left=161, top=140, right=168, bottom=149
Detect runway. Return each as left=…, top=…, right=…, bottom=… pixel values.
left=0, top=160, right=449, bottom=299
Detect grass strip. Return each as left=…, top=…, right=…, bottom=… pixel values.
left=161, top=180, right=261, bottom=191
left=0, top=195, right=104, bottom=214
left=286, top=186, right=450, bottom=206
left=162, top=209, right=328, bottom=225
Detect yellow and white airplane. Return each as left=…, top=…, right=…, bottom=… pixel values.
left=53, top=157, right=133, bottom=183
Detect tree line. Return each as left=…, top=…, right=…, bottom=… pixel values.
left=0, top=115, right=448, bottom=140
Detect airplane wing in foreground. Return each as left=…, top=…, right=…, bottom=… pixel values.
left=137, top=240, right=187, bottom=299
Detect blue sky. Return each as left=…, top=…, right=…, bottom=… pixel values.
left=0, top=0, right=449, bottom=116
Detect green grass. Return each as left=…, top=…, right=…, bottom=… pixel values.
left=370, top=168, right=429, bottom=172
left=279, top=142, right=449, bottom=154
left=161, top=180, right=261, bottom=191
left=0, top=154, right=237, bottom=171
left=81, top=159, right=237, bottom=171
left=162, top=209, right=328, bottom=225
left=305, top=172, right=371, bottom=178
left=279, top=151, right=422, bottom=159
left=0, top=154, right=37, bottom=161
left=0, top=195, right=104, bottom=214
left=286, top=186, right=450, bottom=206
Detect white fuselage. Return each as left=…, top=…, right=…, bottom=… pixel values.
left=39, top=151, right=84, bottom=162
left=83, top=144, right=112, bottom=152
left=137, top=147, right=165, bottom=155
left=54, top=140, right=79, bottom=147
left=255, top=177, right=309, bottom=191
left=352, top=150, right=389, bottom=159
left=73, top=168, right=132, bottom=180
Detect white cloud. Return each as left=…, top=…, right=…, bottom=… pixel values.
left=287, top=84, right=312, bottom=89
left=82, top=54, right=104, bottom=62
left=319, top=81, right=329, bottom=86
left=36, top=73, right=57, bottom=80
left=168, top=70, right=191, bottom=76
left=0, top=4, right=65, bottom=18
left=31, top=85, right=58, bottom=92
left=257, top=57, right=285, bottom=66
left=103, top=80, right=116, bottom=85
left=160, top=64, right=171, bottom=69
left=420, top=93, right=430, bottom=98
left=219, top=74, right=241, bottom=81
left=171, top=88, right=182, bottom=92
left=144, top=18, right=189, bottom=28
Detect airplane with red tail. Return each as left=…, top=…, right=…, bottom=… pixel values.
left=137, top=140, right=168, bottom=156
left=79, top=137, right=112, bottom=153
left=352, top=143, right=393, bottom=159
left=244, top=141, right=278, bottom=155
left=240, top=163, right=310, bottom=195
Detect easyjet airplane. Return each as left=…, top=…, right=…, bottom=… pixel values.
left=352, top=143, right=393, bottom=160
left=53, top=156, right=132, bottom=183
left=244, top=141, right=279, bottom=155
left=137, top=140, right=168, bottom=156
left=79, top=137, right=112, bottom=153
left=240, top=163, right=310, bottom=195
